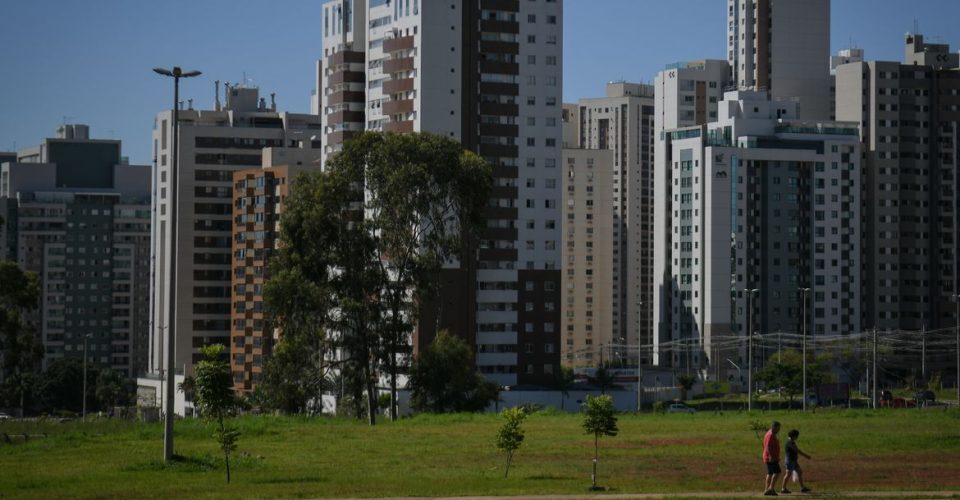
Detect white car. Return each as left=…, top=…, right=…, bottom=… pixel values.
left=0, top=412, right=11, bottom=420
left=667, top=403, right=696, bottom=414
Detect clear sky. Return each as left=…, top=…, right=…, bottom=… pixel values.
left=1, top=0, right=959, bottom=166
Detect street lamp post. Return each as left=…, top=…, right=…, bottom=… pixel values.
left=153, top=66, right=201, bottom=462
left=637, top=302, right=643, bottom=412
left=82, top=333, right=92, bottom=419
left=799, top=287, right=810, bottom=411
left=746, top=288, right=759, bottom=411
left=955, top=294, right=959, bottom=408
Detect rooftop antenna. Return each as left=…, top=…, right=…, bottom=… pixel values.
left=215, top=79, right=221, bottom=111
left=270, top=92, right=276, bottom=111
left=187, top=98, right=193, bottom=110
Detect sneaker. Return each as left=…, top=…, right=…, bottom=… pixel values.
left=800, top=487, right=812, bottom=493
left=780, top=489, right=792, bottom=494
left=764, top=490, right=778, bottom=496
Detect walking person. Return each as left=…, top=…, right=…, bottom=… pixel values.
left=780, top=429, right=812, bottom=494
left=762, top=421, right=782, bottom=496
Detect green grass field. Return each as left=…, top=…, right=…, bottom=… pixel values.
left=2, top=409, right=960, bottom=499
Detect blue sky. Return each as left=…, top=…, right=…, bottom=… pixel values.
left=1, top=0, right=958, bottom=166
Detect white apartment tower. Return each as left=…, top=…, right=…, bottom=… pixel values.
left=652, top=60, right=731, bottom=366
left=727, top=0, right=832, bottom=120
left=149, top=86, right=322, bottom=376
left=320, top=0, right=564, bottom=386
left=655, top=90, right=862, bottom=378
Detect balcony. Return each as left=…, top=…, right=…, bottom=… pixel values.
left=383, top=57, right=415, bottom=74
left=327, top=50, right=365, bottom=66
left=479, top=123, right=518, bottom=137
left=383, top=35, right=415, bottom=53
left=479, top=102, right=519, bottom=116
left=382, top=78, right=414, bottom=94
left=327, top=110, right=365, bottom=125
left=383, top=98, right=414, bottom=116
left=326, top=130, right=358, bottom=145
left=328, top=70, right=365, bottom=86
left=480, top=0, right=519, bottom=11
left=327, top=90, right=365, bottom=105
left=383, top=120, right=414, bottom=133
left=480, top=20, right=519, bottom=34
left=479, top=60, right=519, bottom=75
left=479, top=40, right=519, bottom=55
left=479, top=82, right=519, bottom=96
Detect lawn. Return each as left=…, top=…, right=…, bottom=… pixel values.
left=2, top=408, right=960, bottom=499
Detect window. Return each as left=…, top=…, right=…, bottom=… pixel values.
left=547, top=15, right=557, bottom=24
left=545, top=56, right=557, bottom=66
left=527, top=14, right=536, bottom=22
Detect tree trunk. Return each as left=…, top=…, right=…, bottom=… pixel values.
left=220, top=418, right=231, bottom=483
left=389, top=349, right=398, bottom=421
left=593, top=433, right=599, bottom=488
left=363, top=357, right=377, bottom=426
left=505, top=451, right=512, bottom=478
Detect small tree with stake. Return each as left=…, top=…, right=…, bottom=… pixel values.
left=191, top=344, right=240, bottom=483
left=495, top=407, right=527, bottom=478
left=582, top=394, right=618, bottom=490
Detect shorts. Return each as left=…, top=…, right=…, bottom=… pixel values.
left=786, top=461, right=800, bottom=472
left=766, top=462, right=782, bottom=475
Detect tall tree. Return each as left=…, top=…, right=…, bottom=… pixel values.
left=340, top=132, right=491, bottom=421
left=408, top=331, right=499, bottom=413
left=192, top=344, right=240, bottom=483
left=264, top=132, right=491, bottom=424
left=265, top=162, right=383, bottom=425
left=0, top=261, right=42, bottom=416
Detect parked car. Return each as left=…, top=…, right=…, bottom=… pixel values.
left=0, top=411, right=11, bottom=421
left=667, top=403, right=696, bottom=414
left=915, top=390, right=936, bottom=404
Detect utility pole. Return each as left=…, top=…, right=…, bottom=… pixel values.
left=921, top=324, right=926, bottom=383
left=872, top=327, right=878, bottom=410
left=747, top=288, right=759, bottom=411
left=82, top=334, right=91, bottom=419
left=800, top=288, right=810, bottom=411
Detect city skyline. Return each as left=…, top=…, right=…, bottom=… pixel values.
left=0, top=0, right=958, bottom=165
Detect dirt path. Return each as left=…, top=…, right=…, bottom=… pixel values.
left=353, top=492, right=960, bottom=500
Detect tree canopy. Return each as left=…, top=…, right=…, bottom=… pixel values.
left=408, top=331, right=499, bottom=413
left=263, top=132, right=492, bottom=423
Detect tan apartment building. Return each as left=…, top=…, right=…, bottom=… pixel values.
left=562, top=148, right=615, bottom=366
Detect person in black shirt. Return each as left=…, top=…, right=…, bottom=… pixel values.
left=781, top=429, right=812, bottom=494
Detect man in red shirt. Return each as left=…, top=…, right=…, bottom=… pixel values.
left=762, top=421, right=782, bottom=496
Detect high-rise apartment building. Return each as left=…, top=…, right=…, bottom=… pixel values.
left=230, top=146, right=320, bottom=393
left=726, top=0, right=832, bottom=120
left=0, top=125, right=151, bottom=377
left=319, top=0, right=564, bottom=386
left=565, top=82, right=656, bottom=365
left=561, top=148, right=614, bottom=366
left=149, top=86, right=322, bottom=378
left=835, top=34, right=960, bottom=332
left=652, top=60, right=731, bottom=366
left=654, top=90, right=862, bottom=376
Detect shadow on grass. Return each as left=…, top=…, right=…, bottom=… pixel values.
left=254, top=476, right=329, bottom=484
left=524, top=474, right=573, bottom=481
left=122, top=452, right=264, bottom=473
